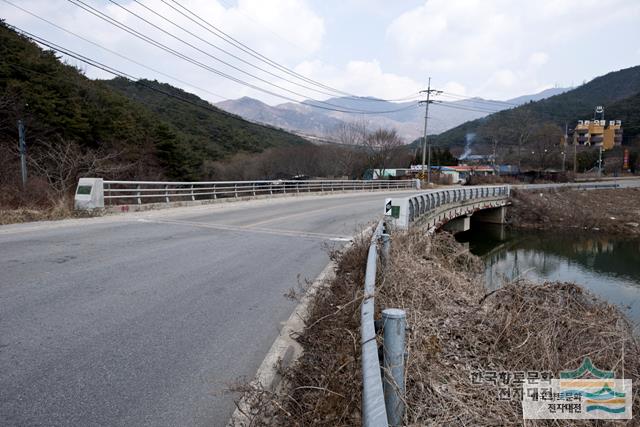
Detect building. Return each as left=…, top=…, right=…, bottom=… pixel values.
left=368, top=168, right=413, bottom=180
left=572, top=119, right=623, bottom=150
left=430, top=165, right=495, bottom=183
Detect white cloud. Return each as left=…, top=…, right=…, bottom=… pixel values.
left=294, top=59, right=422, bottom=100
left=441, top=81, right=466, bottom=95
left=529, top=52, right=549, bottom=67
left=386, top=0, right=640, bottom=98
left=0, top=0, right=326, bottom=103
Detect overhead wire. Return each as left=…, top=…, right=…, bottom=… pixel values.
left=161, top=0, right=421, bottom=103
left=5, top=20, right=417, bottom=118
left=1, top=0, right=227, bottom=101
left=65, top=0, right=417, bottom=114
left=102, top=0, right=370, bottom=112
left=125, top=0, right=351, bottom=100
left=439, top=91, right=519, bottom=107
left=4, top=25, right=282, bottom=121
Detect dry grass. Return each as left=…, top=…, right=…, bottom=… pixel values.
left=380, top=231, right=640, bottom=426
left=508, top=188, right=640, bottom=236
left=232, top=228, right=640, bottom=426
left=0, top=198, right=99, bottom=225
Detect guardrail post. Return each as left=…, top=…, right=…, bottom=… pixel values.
left=234, top=183, right=238, bottom=198
left=164, top=184, right=169, bottom=203
left=136, top=184, right=141, bottom=205
left=382, top=308, right=406, bottom=426
left=213, top=183, right=217, bottom=199
left=190, top=184, right=195, bottom=201
left=252, top=182, right=256, bottom=196
left=381, top=233, right=391, bottom=269
left=269, top=182, right=273, bottom=195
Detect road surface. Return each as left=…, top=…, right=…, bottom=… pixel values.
left=0, top=190, right=418, bottom=426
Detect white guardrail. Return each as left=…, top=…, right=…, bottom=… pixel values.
left=386, top=185, right=511, bottom=229
left=74, top=178, right=419, bottom=210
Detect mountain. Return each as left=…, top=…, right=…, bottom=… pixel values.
left=0, top=20, right=305, bottom=184
left=216, top=88, right=568, bottom=142
left=506, top=87, right=569, bottom=105
left=433, top=65, right=640, bottom=153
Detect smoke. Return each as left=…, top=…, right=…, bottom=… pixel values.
left=460, top=133, right=475, bottom=160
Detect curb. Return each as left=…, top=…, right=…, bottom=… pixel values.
left=227, top=259, right=337, bottom=426
left=227, top=224, right=375, bottom=426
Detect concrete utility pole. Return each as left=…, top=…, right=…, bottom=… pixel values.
left=598, top=146, right=603, bottom=177
left=17, top=120, right=27, bottom=190
left=419, top=78, right=441, bottom=185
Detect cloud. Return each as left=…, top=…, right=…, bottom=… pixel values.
left=386, top=0, right=640, bottom=98
left=529, top=52, right=549, bottom=67
left=293, top=59, right=422, bottom=101
left=0, top=0, right=326, bottom=103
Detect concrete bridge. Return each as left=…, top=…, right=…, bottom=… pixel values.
left=386, top=185, right=511, bottom=233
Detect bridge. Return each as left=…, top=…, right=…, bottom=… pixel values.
left=1, top=178, right=637, bottom=426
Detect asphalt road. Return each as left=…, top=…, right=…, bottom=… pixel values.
left=0, top=190, right=419, bottom=427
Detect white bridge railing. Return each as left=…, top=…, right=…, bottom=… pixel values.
left=74, top=178, right=418, bottom=209
left=386, top=185, right=511, bottom=229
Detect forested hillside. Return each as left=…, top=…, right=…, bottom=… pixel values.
left=435, top=65, right=640, bottom=150
left=0, top=21, right=306, bottom=208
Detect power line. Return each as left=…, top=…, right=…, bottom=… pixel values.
left=439, top=91, right=519, bottom=107
left=125, top=0, right=346, bottom=100
left=66, top=0, right=417, bottom=114
left=434, top=101, right=505, bottom=114
left=6, top=22, right=416, bottom=119
left=103, top=0, right=367, bottom=112
left=5, top=25, right=270, bottom=121
left=161, top=0, right=421, bottom=103
left=1, top=0, right=227, bottom=101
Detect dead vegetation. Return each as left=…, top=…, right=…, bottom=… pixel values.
left=231, top=228, right=640, bottom=426
left=0, top=199, right=100, bottom=225
left=508, top=187, right=640, bottom=236
left=381, top=231, right=639, bottom=426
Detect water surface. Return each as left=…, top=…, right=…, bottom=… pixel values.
left=457, top=225, right=640, bottom=327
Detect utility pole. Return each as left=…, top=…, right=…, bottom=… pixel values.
left=419, top=78, right=441, bottom=185
left=598, top=146, right=603, bottom=177
left=18, top=120, right=27, bottom=190
left=562, top=122, right=567, bottom=172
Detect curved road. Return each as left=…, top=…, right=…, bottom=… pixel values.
left=0, top=190, right=418, bottom=426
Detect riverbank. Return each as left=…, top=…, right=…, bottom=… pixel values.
left=507, top=187, right=640, bottom=236
left=232, top=227, right=640, bottom=425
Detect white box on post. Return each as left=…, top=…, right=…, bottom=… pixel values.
left=74, top=178, right=104, bottom=210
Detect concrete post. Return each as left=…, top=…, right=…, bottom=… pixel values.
left=382, top=308, right=406, bottom=426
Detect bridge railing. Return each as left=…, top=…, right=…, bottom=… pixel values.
left=74, top=178, right=418, bottom=209
left=387, top=185, right=511, bottom=229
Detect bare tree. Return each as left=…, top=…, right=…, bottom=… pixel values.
left=526, top=123, right=563, bottom=170
left=27, top=138, right=131, bottom=200
left=360, top=128, right=404, bottom=178
left=333, top=120, right=368, bottom=146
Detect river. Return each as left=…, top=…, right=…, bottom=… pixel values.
left=456, top=225, right=640, bottom=327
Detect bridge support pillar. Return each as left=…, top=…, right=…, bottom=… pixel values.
left=472, top=206, right=507, bottom=224
left=442, top=215, right=471, bottom=234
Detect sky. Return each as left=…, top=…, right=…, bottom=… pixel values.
left=2, top=0, right=640, bottom=106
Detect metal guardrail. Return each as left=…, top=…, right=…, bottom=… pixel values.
left=74, top=178, right=418, bottom=210
left=361, top=220, right=388, bottom=427
left=103, top=179, right=417, bottom=205
left=388, top=185, right=511, bottom=229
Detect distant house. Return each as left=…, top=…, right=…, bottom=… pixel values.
left=368, top=168, right=413, bottom=180
left=430, top=165, right=495, bottom=183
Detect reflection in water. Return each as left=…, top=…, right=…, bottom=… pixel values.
left=457, top=226, right=640, bottom=326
